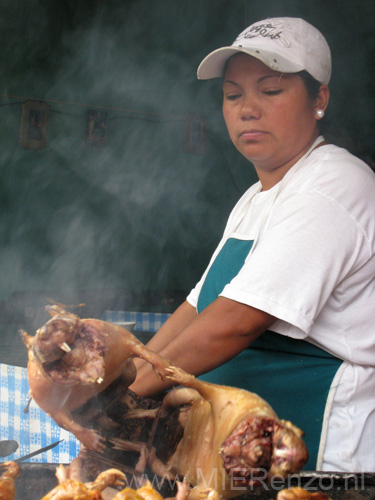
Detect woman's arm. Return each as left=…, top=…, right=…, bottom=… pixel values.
left=139, top=300, right=198, bottom=353
left=130, top=296, right=275, bottom=396
left=130, top=300, right=197, bottom=394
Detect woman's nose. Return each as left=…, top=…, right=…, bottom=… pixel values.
left=241, top=95, right=261, bottom=120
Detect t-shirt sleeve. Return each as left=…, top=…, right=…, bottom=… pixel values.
left=186, top=280, right=202, bottom=308
left=220, top=191, right=370, bottom=335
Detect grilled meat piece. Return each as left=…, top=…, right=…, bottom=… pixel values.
left=0, top=462, right=21, bottom=500
left=277, top=487, right=332, bottom=500
left=113, top=481, right=165, bottom=500
left=142, top=366, right=308, bottom=500
left=21, top=305, right=169, bottom=452
left=40, top=465, right=125, bottom=500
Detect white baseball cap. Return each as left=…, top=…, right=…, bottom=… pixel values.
left=197, top=17, right=331, bottom=84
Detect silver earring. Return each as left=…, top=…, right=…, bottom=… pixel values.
left=316, top=109, right=325, bottom=119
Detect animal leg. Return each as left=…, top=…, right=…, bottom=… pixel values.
left=89, top=469, right=125, bottom=492
left=52, top=409, right=106, bottom=453
left=130, top=343, right=171, bottom=381
left=109, top=439, right=150, bottom=475
left=164, top=366, right=223, bottom=403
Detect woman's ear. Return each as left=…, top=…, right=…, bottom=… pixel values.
left=315, top=84, right=330, bottom=113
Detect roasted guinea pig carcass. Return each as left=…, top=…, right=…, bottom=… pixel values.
left=21, top=305, right=169, bottom=452
left=112, top=481, right=165, bottom=500
left=276, top=487, right=332, bottom=500
left=0, top=462, right=21, bottom=500
left=116, top=366, right=308, bottom=500
left=42, top=466, right=176, bottom=500
left=40, top=465, right=125, bottom=500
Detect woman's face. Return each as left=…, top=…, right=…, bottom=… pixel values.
left=222, top=54, right=328, bottom=189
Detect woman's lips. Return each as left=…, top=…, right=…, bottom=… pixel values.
left=240, top=130, right=267, bottom=141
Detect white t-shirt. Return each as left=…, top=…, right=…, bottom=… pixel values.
left=187, top=142, right=375, bottom=471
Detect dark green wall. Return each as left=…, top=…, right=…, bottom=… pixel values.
left=0, top=0, right=374, bottom=314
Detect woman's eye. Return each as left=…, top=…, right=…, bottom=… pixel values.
left=225, top=94, right=241, bottom=101
left=263, top=89, right=283, bottom=96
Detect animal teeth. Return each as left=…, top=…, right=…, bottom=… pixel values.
left=60, top=342, right=71, bottom=353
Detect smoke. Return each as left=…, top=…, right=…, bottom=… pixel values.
left=0, top=0, right=254, bottom=315
left=0, top=0, right=373, bottom=316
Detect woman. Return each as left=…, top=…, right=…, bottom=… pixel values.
left=131, top=17, right=375, bottom=472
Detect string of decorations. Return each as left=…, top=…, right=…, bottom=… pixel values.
left=0, top=93, right=187, bottom=119
left=0, top=93, right=208, bottom=155
left=0, top=93, right=249, bottom=194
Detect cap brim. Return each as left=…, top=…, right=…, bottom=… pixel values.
left=197, top=47, right=248, bottom=80
left=197, top=46, right=304, bottom=80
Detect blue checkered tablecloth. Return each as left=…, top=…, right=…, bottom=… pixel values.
left=102, top=311, right=171, bottom=333
left=0, top=363, right=80, bottom=464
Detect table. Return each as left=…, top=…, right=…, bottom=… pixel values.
left=0, top=363, right=80, bottom=463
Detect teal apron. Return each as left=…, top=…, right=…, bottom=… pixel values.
left=197, top=238, right=342, bottom=470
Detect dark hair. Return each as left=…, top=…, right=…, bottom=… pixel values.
left=296, top=70, right=322, bottom=102
left=296, top=70, right=329, bottom=135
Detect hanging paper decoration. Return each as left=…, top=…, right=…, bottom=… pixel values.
left=183, top=113, right=206, bottom=155
left=19, top=100, right=50, bottom=150
left=86, top=109, right=107, bottom=146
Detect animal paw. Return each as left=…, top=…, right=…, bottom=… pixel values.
left=164, top=366, right=195, bottom=387
left=90, top=469, right=126, bottom=491
left=175, top=480, right=191, bottom=500
left=79, top=429, right=107, bottom=453
left=152, top=356, right=172, bottom=381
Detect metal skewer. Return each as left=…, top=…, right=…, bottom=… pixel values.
left=15, top=440, right=63, bottom=462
